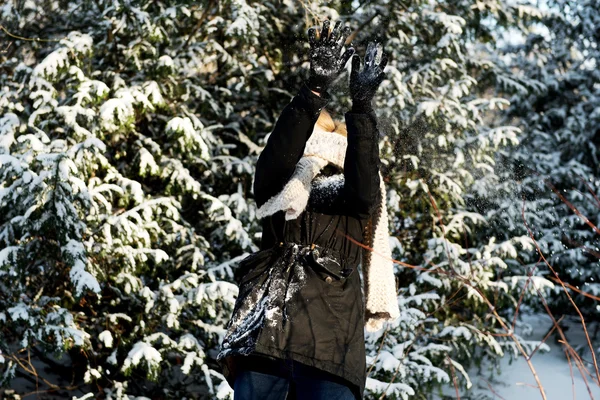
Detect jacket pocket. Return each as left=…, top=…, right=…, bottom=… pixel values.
left=305, top=247, right=353, bottom=288
left=234, top=248, right=275, bottom=285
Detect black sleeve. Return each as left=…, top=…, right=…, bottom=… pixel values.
left=254, top=83, right=330, bottom=207
left=342, top=110, right=382, bottom=219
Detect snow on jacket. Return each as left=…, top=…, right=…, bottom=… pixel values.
left=217, top=83, right=396, bottom=399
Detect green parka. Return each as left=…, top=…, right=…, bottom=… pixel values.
left=218, top=83, right=382, bottom=399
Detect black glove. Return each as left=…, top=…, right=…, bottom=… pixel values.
left=306, top=20, right=355, bottom=94
left=350, top=42, right=388, bottom=113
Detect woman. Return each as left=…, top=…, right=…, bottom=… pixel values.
left=217, top=20, right=399, bottom=400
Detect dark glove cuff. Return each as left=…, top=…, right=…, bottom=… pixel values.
left=306, top=76, right=329, bottom=94
left=296, top=82, right=331, bottom=119
left=302, top=81, right=331, bottom=102
left=351, top=98, right=374, bottom=114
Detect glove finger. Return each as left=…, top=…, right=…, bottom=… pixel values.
left=329, top=21, right=342, bottom=44
left=335, top=26, right=351, bottom=53
left=308, top=27, right=317, bottom=47
left=339, top=26, right=352, bottom=46
left=339, top=47, right=355, bottom=72
left=379, top=53, right=389, bottom=71
left=351, top=54, right=361, bottom=80
left=365, top=42, right=377, bottom=68
left=320, top=20, right=331, bottom=42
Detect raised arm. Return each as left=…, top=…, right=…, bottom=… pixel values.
left=343, top=42, right=388, bottom=218
left=254, top=19, right=354, bottom=207
left=254, top=85, right=329, bottom=207
left=343, top=111, right=381, bottom=218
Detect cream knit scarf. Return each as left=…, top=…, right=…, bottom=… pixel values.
left=256, top=127, right=400, bottom=331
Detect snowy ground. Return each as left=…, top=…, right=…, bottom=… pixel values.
left=441, top=313, right=600, bottom=400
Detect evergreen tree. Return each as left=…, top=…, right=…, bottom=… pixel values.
left=0, top=0, right=564, bottom=398
left=489, top=0, right=600, bottom=333
left=0, top=0, right=266, bottom=397
left=346, top=1, right=555, bottom=398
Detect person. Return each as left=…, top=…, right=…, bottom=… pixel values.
left=217, top=19, right=400, bottom=400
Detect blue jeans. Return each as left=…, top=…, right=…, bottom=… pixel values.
left=233, top=368, right=355, bottom=400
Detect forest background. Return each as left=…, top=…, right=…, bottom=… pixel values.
left=0, top=0, right=599, bottom=399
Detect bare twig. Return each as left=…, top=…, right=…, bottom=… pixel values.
left=548, top=277, right=600, bottom=302
left=366, top=326, right=390, bottom=375
left=426, top=185, right=459, bottom=276
left=533, top=283, right=598, bottom=398
left=446, top=355, right=461, bottom=399
left=561, top=236, right=600, bottom=260
left=564, top=348, right=577, bottom=400
left=528, top=315, right=564, bottom=360
left=4, top=354, right=60, bottom=390
left=182, top=0, right=215, bottom=49
left=0, top=41, right=12, bottom=53
left=512, top=259, right=542, bottom=331
left=522, top=195, right=600, bottom=386
left=564, top=344, right=596, bottom=399
left=0, top=24, right=64, bottom=42
left=578, top=175, right=600, bottom=210
left=516, top=382, right=542, bottom=389
left=480, top=377, right=507, bottom=400
left=544, top=179, right=600, bottom=236
left=347, top=12, right=381, bottom=44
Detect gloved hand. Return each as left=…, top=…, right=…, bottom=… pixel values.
left=350, top=42, right=388, bottom=113
left=306, top=20, right=355, bottom=94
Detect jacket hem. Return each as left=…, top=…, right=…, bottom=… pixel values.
left=217, top=344, right=365, bottom=400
